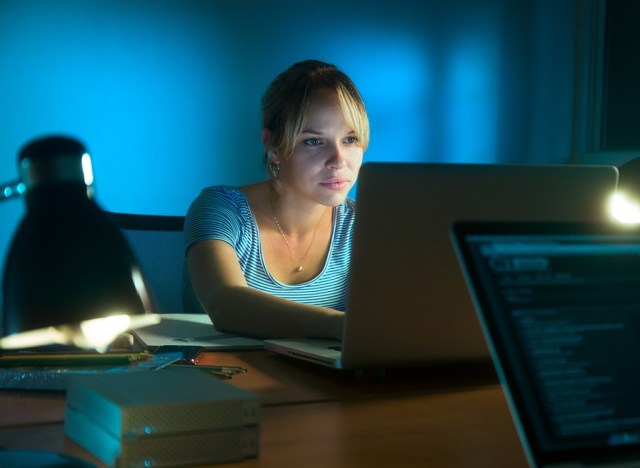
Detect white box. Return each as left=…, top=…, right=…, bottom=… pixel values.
left=64, top=369, right=260, bottom=466
left=66, top=406, right=258, bottom=467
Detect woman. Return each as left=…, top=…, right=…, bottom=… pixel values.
left=185, top=60, right=370, bottom=339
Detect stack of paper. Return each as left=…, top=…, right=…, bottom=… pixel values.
left=64, top=369, right=260, bottom=466
left=132, top=313, right=263, bottom=350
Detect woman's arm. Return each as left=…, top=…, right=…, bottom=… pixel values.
left=187, top=239, right=344, bottom=340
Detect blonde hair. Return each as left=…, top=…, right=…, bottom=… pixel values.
left=261, top=60, right=369, bottom=180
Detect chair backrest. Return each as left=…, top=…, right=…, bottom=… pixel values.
left=106, top=212, right=196, bottom=314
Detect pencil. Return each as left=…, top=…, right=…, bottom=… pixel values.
left=0, top=352, right=152, bottom=367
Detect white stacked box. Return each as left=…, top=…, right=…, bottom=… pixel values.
left=64, top=369, right=259, bottom=467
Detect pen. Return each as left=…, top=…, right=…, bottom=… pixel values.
left=169, top=364, right=248, bottom=379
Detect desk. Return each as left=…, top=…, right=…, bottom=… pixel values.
left=0, top=351, right=528, bottom=467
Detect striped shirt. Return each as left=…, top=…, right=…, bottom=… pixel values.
left=184, top=185, right=355, bottom=311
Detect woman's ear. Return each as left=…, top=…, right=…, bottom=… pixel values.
left=263, top=131, right=280, bottom=166
left=261, top=128, right=274, bottom=158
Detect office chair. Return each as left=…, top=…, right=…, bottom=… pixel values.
left=106, top=212, right=202, bottom=314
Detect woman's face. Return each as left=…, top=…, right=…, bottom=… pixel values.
left=277, top=92, right=364, bottom=207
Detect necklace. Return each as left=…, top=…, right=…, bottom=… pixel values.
left=272, top=213, right=323, bottom=273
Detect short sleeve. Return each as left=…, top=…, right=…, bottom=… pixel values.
left=184, top=186, right=249, bottom=254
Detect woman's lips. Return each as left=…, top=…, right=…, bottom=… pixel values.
left=320, top=179, right=349, bottom=190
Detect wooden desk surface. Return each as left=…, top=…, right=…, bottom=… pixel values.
left=197, top=350, right=502, bottom=405
left=0, top=350, right=528, bottom=467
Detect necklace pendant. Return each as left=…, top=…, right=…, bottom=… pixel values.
left=295, top=266, right=303, bottom=272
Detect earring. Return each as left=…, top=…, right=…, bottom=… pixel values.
left=268, top=149, right=280, bottom=178
left=269, top=161, right=280, bottom=178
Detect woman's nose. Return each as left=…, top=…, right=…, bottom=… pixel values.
left=326, top=144, right=347, bottom=169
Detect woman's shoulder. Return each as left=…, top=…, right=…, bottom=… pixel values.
left=193, top=185, right=248, bottom=208
left=199, top=184, right=243, bottom=199
left=185, top=186, right=252, bottom=250
left=186, top=185, right=252, bottom=226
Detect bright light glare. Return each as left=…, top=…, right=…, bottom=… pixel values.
left=0, top=313, right=161, bottom=352
left=0, top=327, right=68, bottom=349
left=81, top=152, right=94, bottom=186
left=610, top=192, right=640, bottom=224
left=78, top=314, right=133, bottom=351
left=77, top=313, right=161, bottom=352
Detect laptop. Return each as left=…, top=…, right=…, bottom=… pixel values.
left=264, top=162, right=619, bottom=370
left=451, top=221, right=640, bottom=467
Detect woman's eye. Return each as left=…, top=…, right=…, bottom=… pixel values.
left=304, top=138, right=322, bottom=146
left=344, top=136, right=358, bottom=144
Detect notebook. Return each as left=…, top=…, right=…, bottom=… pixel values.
left=264, top=162, right=619, bottom=370
left=451, top=221, right=640, bottom=467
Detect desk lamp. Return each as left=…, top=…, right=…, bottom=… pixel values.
left=1, top=135, right=159, bottom=352
left=611, top=157, right=640, bottom=224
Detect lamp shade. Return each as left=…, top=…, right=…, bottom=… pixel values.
left=1, top=135, right=155, bottom=350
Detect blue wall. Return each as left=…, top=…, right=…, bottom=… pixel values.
left=0, top=0, right=577, bottom=272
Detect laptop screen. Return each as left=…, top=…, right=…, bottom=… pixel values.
left=452, top=222, right=640, bottom=466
